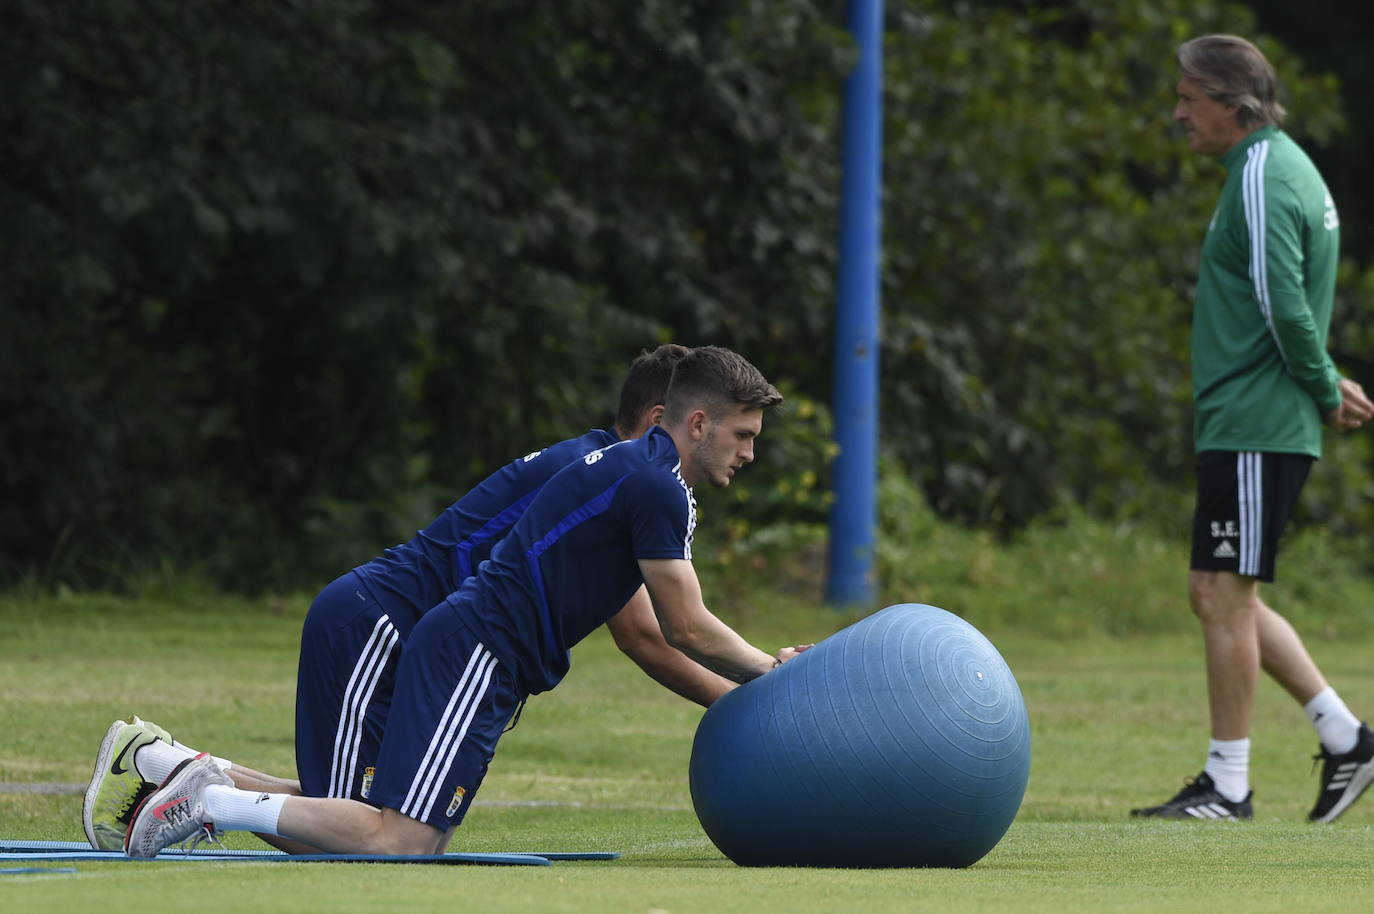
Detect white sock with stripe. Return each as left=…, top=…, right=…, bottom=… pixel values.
left=203, top=785, right=286, bottom=835
left=1305, top=687, right=1360, bottom=755
left=1203, top=738, right=1250, bottom=803
left=135, top=738, right=233, bottom=785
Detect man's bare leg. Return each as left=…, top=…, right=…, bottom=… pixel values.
left=1255, top=601, right=1327, bottom=705
left=1190, top=570, right=1260, bottom=741
left=225, top=765, right=301, bottom=795
left=274, top=800, right=444, bottom=855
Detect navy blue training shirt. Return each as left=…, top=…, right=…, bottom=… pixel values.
left=449, top=425, right=696, bottom=694
left=352, top=429, right=620, bottom=633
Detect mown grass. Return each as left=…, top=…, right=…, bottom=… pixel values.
left=4, top=516, right=1374, bottom=912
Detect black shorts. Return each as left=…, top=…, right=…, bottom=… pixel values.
left=1190, top=451, right=1312, bottom=582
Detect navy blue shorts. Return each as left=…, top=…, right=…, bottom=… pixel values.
left=295, top=571, right=407, bottom=801
left=368, top=605, right=522, bottom=830
left=1190, top=450, right=1312, bottom=582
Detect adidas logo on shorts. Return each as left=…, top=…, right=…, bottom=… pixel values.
left=1213, top=540, right=1237, bottom=559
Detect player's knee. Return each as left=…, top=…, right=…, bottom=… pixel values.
left=1189, top=572, right=1222, bottom=620
left=1188, top=571, right=1254, bottom=623
left=372, top=809, right=444, bottom=855
left=373, top=833, right=437, bottom=856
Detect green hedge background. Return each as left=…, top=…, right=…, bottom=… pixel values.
left=5, top=0, right=1372, bottom=592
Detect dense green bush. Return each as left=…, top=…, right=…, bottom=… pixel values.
left=1, top=0, right=845, bottom=588
left=4, top=0, right=1372, bottom=592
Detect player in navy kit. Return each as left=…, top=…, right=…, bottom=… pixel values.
left=291, top=343, right=733, bottom=805
left=124, top=346, right=808, bottom=857
left=84, top=344, right=736, bottom=852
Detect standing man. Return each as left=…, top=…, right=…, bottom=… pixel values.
left=1133, top=35, right=1374, bottom=823
left=124, top=346, right=809, bottom=857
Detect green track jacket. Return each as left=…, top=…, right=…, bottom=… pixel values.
left=1191, top=124, right=1342, bottom=458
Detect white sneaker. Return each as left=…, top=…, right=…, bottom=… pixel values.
left=124, top=754, right=232, bottom=858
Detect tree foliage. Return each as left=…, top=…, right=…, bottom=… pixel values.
left=1, top=0, right=845, bottom=587
left=3, top=0, right=1369, bottom=591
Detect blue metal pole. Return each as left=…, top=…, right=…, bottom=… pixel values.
left=826, top=0, right=883, bottom=608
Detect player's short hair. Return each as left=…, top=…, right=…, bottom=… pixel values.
left=662, top=346, right=783, bottom=423
left=1177, top=35, right=1285, bottom=128
left=615, top=343, right=690, bottom=433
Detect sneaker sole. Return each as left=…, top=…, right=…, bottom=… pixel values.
left=1312, top=760, right=1374, bottom=824
left=1131, top=806, right=1251, bottom=821
left=82, top=720, right=126, bottom=848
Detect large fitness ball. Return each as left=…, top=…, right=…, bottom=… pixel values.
left=689, top=603, right=1030, bottom=868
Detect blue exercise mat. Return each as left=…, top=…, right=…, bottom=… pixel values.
left=0, top=840, right=617, bottom=863
left=1, top=840, right=275, bottom=855
left=0, top=849, right=550, bottom=866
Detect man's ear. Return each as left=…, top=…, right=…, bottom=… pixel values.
left=687, top=408, right=710, bottom=440
left=647, top=404, right=665, bottom=427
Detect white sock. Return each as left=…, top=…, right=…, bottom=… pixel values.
left=1305, top=687, right=1360, bottom=754
left=136, top=739, right=233, bottom=784
left=1203, top=738, right=1251, bottom=803
left=203, top=785, right=286, bottom=835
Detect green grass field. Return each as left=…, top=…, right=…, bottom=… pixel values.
left=4, top=535, right=1374, bottom=912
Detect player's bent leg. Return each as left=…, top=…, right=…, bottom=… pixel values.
left=275, top=798, right=442, bottom=855
left=434, top=824, right=461, bottom=854
left=255, top=833, right=326, bottom=855
left=296, top=572, right=403, bottom=801
left=125, top=718, right=303, bottom=794
left=366, top=608, right=523, bottom=847
left=226, top=766, right=302, bottom=795
left=123, top=609, right=520, bottom=857
left=125, top=755, right=432, bottom=857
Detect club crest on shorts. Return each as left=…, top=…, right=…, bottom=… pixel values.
left=361, top=766, right=376, bottom=799
left=446, top=786, right=468, bottom=817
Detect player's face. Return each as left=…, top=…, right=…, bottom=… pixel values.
left=1173, top=78, right=1244, bottom=156
left=692, top=406, right=763, bottom=488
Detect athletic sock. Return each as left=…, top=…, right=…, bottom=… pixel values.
left=162, top=735, right=233, bottom=773
left=136, top=739, right=233, bottom=784
left=1305, top=687, right=1360, bottom=755
left=203, top=785, right=286, bottom=835
left=1203, top=738, right=1251, bottom=804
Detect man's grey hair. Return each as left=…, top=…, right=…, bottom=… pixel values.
left=1177, top=35, right=1286, bottom=128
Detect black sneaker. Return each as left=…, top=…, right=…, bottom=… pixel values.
left=1130, top=772, right=1253, bottom=820
left=1308, top=722, right=1374, bottom=823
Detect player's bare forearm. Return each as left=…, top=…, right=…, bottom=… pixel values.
left=624, top=642, right=736, bottom=706
left=638, top=558, right=776, bottom=683
left=658, top=609, right=774, bottom=683
left=606, top=588, right=736, bottom=706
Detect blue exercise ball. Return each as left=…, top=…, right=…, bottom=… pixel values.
left=689, top=603, right=1030, bottom=868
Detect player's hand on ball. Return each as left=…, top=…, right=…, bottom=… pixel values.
left=773, top=644, right=814, bottom=667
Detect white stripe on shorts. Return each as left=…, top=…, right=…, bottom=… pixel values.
left=1236, top=452, right=1262, bottom=577
left=400, top=642, right=499, bottom=822
left=328, top=614, right=400, bottom=798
